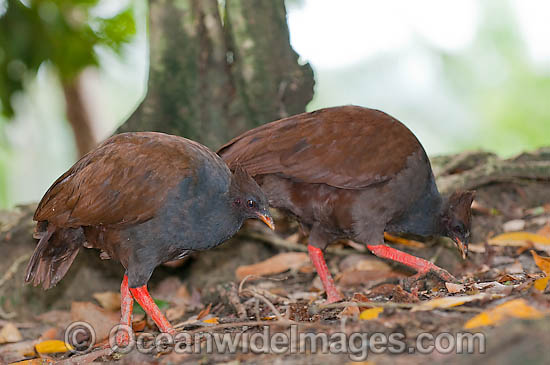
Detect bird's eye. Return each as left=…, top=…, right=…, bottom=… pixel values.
left=454, top=224, right=465, bottom=234
left=247, top=199, right=255, bottom=208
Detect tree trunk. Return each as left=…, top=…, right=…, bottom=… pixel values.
left=62, top=76, right=97, bottom=157
left=117, top=0, right=314, bottom=150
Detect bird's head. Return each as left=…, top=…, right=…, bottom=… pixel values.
left=440, top=190, right=475, bottom=259
left=229, top=165, right=274, bottom=230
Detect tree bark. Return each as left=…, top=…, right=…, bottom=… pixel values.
left=117, top=0, right=314, bottom=150
left=62, top=76, right=97, bottom=157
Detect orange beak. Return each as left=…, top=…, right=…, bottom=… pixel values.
left=453, top=237, right=468, bottom=260
left=257, top=213, right=275, bottom=231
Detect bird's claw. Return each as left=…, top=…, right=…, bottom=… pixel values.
left=402, top=267, right=457, bottom=292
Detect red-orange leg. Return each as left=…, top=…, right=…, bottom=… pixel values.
left=367, top=244, right=456, bottom=284
left=129, top=284, right=175, bottom=335
left=308, top=244, right=343, bottom=303
left=116, top=275, right=134, bottom=346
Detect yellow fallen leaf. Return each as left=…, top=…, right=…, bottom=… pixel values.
left=464, top=299, right=544, bottom=329
left=384, top=232, right=425, bottom=248
left=35, top=340, right=73, bottom=354
left=489, top=232, right=550, bottom=247
left=530, top=250, right=550, bottom=275
left=534, top=277, right=550, bottom=292
left=359, top=307, right=383, bottom=320
left=235, top=252, right=309, bottom=280
left=203, top=317, right=219, bottom=324
left=412, top=293, right=490, bottom=312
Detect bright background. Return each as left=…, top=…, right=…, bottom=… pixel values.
left=1, top=0, right=549, bottom=208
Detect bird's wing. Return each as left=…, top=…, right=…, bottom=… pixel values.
left=35, top=132, right=213, bottom=228
left=218, top=105, right=423, bottom=189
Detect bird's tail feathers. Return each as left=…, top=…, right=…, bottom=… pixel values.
left=25, top=224, right=83, bottom=290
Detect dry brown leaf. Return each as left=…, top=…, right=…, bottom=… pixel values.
left=235, top=252, right=309, bottom=280
left=132, top=319, right=147, bottom=332
left=0, top=322, right=23, bottom=344
left=92, top=291, right=121, bottom=311
left=36, top=310, right=72, bottom=327
left=530, top=250, right=550, bottom=275
left=445, top=282, right=465, bottom=293
left=464, top=299, right=545, bottom=329
left=505, top=260, right=524, bottom=274
left=39, top=327, right=60, bottom=341
left=468, top=243, right=486, bottom=253
left=354, top=259, right=392, bottom=272
left=503, top=219, right=526, bottom=232
left=166, top=306, right=186, bottom=321
left=497, top=274, right=520, bottom=283
left=536, top=224, right=550, bottom=239
left=71, top=302, right=118, bottom=342
left=196, top=303, right=212, bottom=320
left=351, top=292, right=370, bottom=310
left=339, top=306, right=360, bottom=318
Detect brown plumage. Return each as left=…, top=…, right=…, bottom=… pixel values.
left=26, top=132, right=274, bottom=338
left=219, top=105, right=474, bottom=303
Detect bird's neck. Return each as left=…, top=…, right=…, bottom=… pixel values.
left=387, top=179, right=444, bottom=237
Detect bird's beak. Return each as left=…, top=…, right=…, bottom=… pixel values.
left=452, top=236, right=468, bottom=260
left=257, top=212, right=275, bottom=230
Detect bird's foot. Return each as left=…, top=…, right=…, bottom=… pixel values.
left=402, top=266, right=457, bottom=292
left=325, top=289, right=344, bottom=304
left=115, top=329, right=131, bottom=348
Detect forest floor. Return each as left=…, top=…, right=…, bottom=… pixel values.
left=1, top=150, right=550, bottom=364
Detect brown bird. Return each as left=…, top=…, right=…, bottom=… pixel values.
left=25, top=132, right=274, bottom=341
left=218, top=105, right=474, bottom=303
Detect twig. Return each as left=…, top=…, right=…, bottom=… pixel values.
left=218, top=282, right=247, bottom=320
left=318, top=301, right=483, bottom=313
left=174, top=318, right=332, bottom=333
left=0, top=253, right=31, bottom=288
left=241, top=231, right=357, bottom=256
left=57, top=347, right=113, bottom=364
left=237, top=274, right=284, bottom=320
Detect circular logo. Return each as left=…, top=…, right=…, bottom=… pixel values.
left=64, top=321, right=96, bottom=354
left=109, top=324, right=135, bottom=354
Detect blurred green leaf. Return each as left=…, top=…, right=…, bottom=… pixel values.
left=0, top=0, right=136, bottom=117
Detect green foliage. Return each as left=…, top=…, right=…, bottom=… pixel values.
left=0, top=0, right=136, bottom=117
left=438, top=1, right=550, bottom=155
